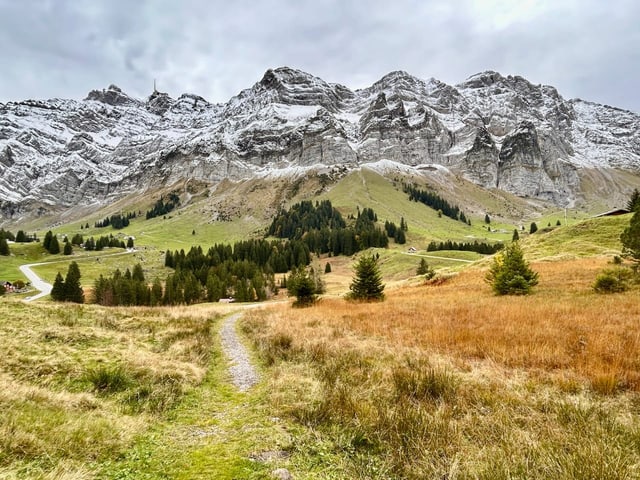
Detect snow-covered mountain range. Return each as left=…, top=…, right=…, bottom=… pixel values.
left=1, top=67, right=638, bottom=217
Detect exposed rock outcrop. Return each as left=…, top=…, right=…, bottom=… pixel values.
left=0, top=66, right=638, bottom=218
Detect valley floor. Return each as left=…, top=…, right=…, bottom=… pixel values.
left=1, top=256, right=639, bottom=479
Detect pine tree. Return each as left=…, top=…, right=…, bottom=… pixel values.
left=348, top=254, right=385, bottom=301
left=132, top=263, right=145, bottom=282
left=63, top=241, right=73, bottom=255
left=0, top=237, right=9, bottom=256
left=126, top=237, right=134, bottom=249
left=49, top=235, right=60, bottom=254
left=43, top=230, right=53, bottom=251
left=150, top=278, right=163, bottom=306
left=51, top=272, right=65, bottom=301
left=416, top=258, right=435, bottom=279
left=529, top=222, right=538, bottom=234
left=556, top=219, right=561, bottom=226
left=324, top=262, right=332, bottom=274
left=627, top=188, right=640, bottom=212
left=512, top=229, right=520, bottom=241
left=486, top=241, right=538, bottom=295
left=16, top=230, right=28, bottom=242
left=621, top=208, right=640, bottom=261
left=485, top=214, right=491, bottom=224
left=287, top=267, right=317, bottom=307
left=63, top=261, right=84, bottom=303
left=394, top=228, right=407, bottom=244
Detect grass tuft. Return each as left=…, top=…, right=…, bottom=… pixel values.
left=84, top=364, right=131, bottom=394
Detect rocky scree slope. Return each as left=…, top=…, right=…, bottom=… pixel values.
left=1, top=68, right=638, bottom=218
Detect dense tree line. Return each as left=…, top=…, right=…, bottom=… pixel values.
left=15, top=230, right=38, bottom=242
left=403, top=184, right=470, bottom=225
left=384, top=218, right=408, bottom=244
left=426, top=240, right=504, bottom=255
left=94, top=264, right=164, bottom=306
left=268, top=200, right=346, bottom=239
left=146, top=192, right=180, bottom=220
left=0, top=229, right=15, bottom=241
left=95, top=212, right=136, bottom=229
left=84, top=234, right=132, bottom=251
left=268, top=201, right=389, bottom=256
left=70, top=233, right=84, bottom=245
left=159, top=239, right=312, bottom=304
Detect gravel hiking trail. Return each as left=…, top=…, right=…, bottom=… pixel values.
left=220, top=312, right=259, bottom=391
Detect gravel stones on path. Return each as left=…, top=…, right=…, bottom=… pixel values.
left=220, top=312, right=259, bottom=392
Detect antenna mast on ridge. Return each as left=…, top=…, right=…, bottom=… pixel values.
left=153, top=78, right=157, bottom=93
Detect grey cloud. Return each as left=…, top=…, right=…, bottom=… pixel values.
left=0, top=0, right=637, bottom=112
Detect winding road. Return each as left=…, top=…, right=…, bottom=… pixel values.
left=18, top=250, right=135, bottom=303
left=20, top=263, right=53, bottom=302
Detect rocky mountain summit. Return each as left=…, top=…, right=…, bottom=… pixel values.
left=1, top=67, right=639, bottom=218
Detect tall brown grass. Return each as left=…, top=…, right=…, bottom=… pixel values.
left=252, top=258, right=640, bottom=393
left=243, top=257, right=640, bottom=478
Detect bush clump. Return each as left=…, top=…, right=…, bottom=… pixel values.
left=593, top=268, right=632, bottom=294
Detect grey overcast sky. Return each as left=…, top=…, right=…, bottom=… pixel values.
left=0, top=0, right=638, bottom=112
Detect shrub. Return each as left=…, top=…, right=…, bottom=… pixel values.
left=593, top=268, right=631, bottom=294
left=416, top=258, right=436, bottom=280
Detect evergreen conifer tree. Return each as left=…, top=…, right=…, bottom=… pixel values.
left=287, top=266, right=317, bottom=307
left=150, top=278, right=163, bottom=306
left=132, top=263, right=145, bottom=282
left=556, top=219, right=561, bottom=226
left=324, top=262, right=332, bottom=274
left=621, top=208, right=640, bottom=261
left=63, top=261, right=84, bottom=303
left=486, top=241, right=538, bottom=295
left=416, top=258, right=436, bottom=279
left=627, top=188, right=640, bottom=212
left=43, top=230, right=53, bottom=251
left=49, top=235, right=60, bottom=254
left=127, top=237, right=134, bottom=249
left=394, top=228, right=407, bottom=244
left=348, top=254, right=385, bottom=301
left=63, top=241, right=73, bottom=255
left=529, top=222, right=538, bottom=234
left=0, top=237, right=9, bottom=256
left=15, top=230, right=28, bottom=242
left=512, top=229, right=520, bottom=241
left=51, top=272, right=65, bottom=301
left=485, top=214, right=491, bottom=224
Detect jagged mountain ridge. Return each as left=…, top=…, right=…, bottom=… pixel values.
left=0, top=67, right=638, bottom=218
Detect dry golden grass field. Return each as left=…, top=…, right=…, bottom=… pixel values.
left=243, top=256, right=640, bottom=478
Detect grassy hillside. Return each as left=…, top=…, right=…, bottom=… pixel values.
left=1, top=171, right=632, bottom=297
left=0, top=300, right=302, bottom=479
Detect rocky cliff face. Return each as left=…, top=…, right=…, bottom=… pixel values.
left=1, top=67, right=639, bottom=218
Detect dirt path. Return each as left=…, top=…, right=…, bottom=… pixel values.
left=219, top=312, right=259, bottom=392
left=400, top=251, right=476, bottom=263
